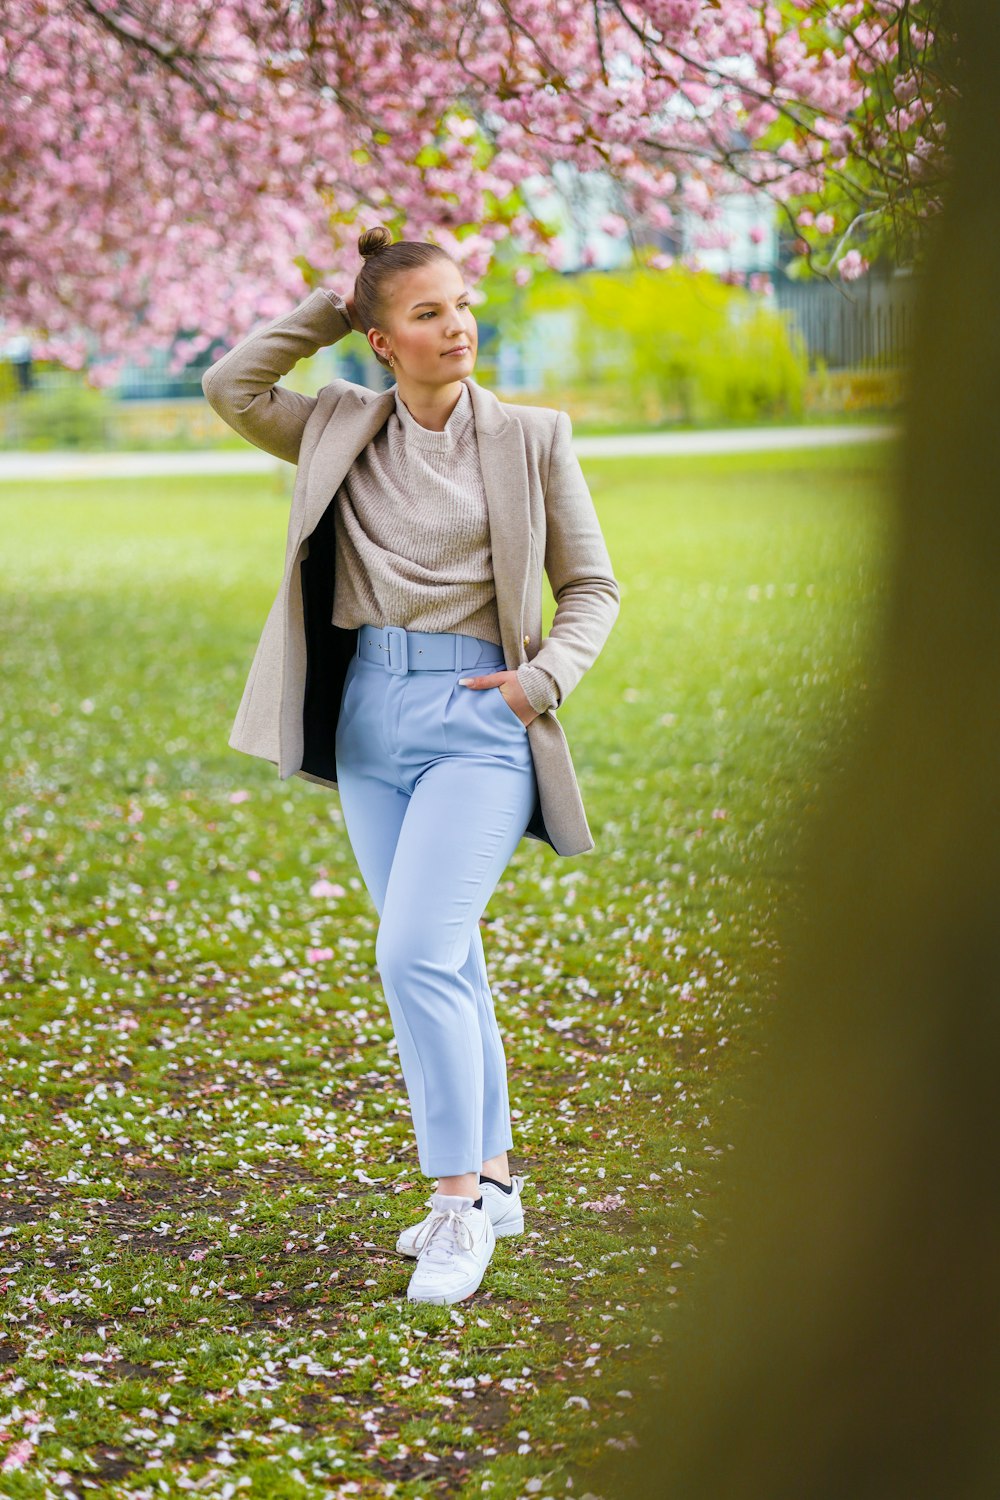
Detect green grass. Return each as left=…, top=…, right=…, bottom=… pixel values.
left=0, top=441, right=897, bottom=1496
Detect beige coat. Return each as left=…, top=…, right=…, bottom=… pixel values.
left=201, top=288, right=620, bottom=856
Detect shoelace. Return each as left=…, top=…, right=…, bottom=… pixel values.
left=412, top=1205, right=477, bottom=1263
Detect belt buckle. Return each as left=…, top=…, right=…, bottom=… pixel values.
left=385, top=626, right=408, bottom=675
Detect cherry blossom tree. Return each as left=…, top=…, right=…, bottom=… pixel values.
left=0, top=1, right=954, bottom=380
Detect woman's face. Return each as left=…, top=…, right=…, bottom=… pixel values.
left=370, top=259, right=478, bottom=386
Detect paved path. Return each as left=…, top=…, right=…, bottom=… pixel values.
left=0, top=423, right=898, bottom=481
left=574, top=422, right=898, bottom=458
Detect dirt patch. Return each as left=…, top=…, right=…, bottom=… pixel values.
left=88, top=1445, right=143, bottom=1485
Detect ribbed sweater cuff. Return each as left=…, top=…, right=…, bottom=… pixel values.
left=517, top=662, right=560, bottom=713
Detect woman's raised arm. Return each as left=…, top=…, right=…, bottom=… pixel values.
left=201, top=288, right=354, bottom=465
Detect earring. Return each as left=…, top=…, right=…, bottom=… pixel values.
left=388, top=353, right=394, bottom=368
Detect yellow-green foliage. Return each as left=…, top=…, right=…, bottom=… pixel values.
left=0, top=384, right=111, bottom=449
left=521, top=265, right=809, bottom=425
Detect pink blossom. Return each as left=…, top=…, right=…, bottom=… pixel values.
left=837, top=249, right=870, bottom=280
left=682, top=177, right=711, bottom=212
left=310, top=879, right=345, bottom=898
left=306, top=946, right=335, bottom=963
left=0, top=0, right=928, bottom=366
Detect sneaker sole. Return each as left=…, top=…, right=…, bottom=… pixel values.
left=405, top=1262, right=489, bottom=1304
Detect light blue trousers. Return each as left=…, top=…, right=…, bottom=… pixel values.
left=334, top=625, right=539, bottom=1177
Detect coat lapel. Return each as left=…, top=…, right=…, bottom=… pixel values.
left=291, top=375, right=532, bottom=665
left=465, top=378, right=532, bottom=663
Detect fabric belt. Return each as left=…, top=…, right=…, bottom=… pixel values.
left=355, top=624, right=505, bottom=676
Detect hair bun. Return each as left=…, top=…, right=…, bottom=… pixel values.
left=358, top=225, right=393, bottom=260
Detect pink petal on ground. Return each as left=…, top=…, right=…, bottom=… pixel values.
left=1, top=1440, right=35, bottom=1472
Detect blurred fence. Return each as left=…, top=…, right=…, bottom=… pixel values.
left=773, top=267, right=918, bottom=371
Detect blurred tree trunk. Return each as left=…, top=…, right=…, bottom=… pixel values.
left=580, top=1, right=1000, bottom=1495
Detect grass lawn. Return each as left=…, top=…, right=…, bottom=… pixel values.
left=0, top=441, right=897, bottom=1497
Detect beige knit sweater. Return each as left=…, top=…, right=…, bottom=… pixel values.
left=327, top=295, right=559, bottom=712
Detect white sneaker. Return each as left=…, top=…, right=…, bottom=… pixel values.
left=396, top=1174, right=527, bottom=1258
left=405, top=1192, right=496, bottom=1305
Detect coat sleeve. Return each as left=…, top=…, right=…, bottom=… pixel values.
left=200, top=288, right=353, bottom=465
left=522, top=410, right=621, bottom=706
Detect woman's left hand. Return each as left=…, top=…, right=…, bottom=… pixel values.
left=458, top=670, right=539, bottom=726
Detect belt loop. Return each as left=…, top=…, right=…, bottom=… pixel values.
left=454, top=635, right=463, bottom=671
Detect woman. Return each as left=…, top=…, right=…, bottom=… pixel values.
left=201, top=226, right=620, bottom=1305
